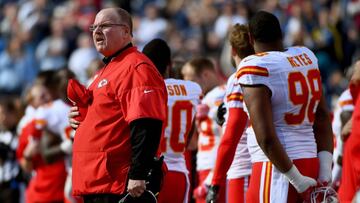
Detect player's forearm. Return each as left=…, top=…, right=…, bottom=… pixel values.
left=341, top=118, right=352, bottom=141
left=212, top=146, right=235, bottom=185
left=212, top=108, right=247, bottom=185
left=19, top=158, right=33, bottom=173
left=41, top=147, right=66, bottom=164
left=340, top=111, right=353, bottom=130
left=243, top=86, right=292, bottom=173
left=313, top=96, right=333, bottom=153
left=255, top=120, right=293, bottom=173
left=40, top=139, right=66, bottom=164
left=185, top=118, right=196, bottom=148
left=186, top=121, right=198, bottom=151
left=128, top=118, right=162, bottom=180
left=40, top=132, right=66, bottom=164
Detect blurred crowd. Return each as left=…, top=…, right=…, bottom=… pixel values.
left=0, top=0, right=359, bottom=104
left=1, top=0, right=360, bottom=202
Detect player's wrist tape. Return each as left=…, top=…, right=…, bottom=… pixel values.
left=204, top=171, right=213, bottom=185
left=318, top=151, right=332, bottom=182
left=284, top=165, right=301, bottom=184
left=284, top=165, right=314, bottom=193
left=60, top=140, right=73, bottom=154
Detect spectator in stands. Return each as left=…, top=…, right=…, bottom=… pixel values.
left=134, top=3, right=167, bottom=50
left=36, top=17, right=67, bottom=71
left=68, top=32, right=99, bottom=84
left=0, top=97, right=22, bottom=203
left=0, top=36, right=37, bottom=95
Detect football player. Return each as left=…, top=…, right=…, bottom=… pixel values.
left=339, top=60, right=360, bottom=201
left=142, top=38, right=202, bottom=203
left=30, top=69, right=80, bottom=203
left=331, top=67, right=354, bottom=189
left=237, top=11, right=333, bottom=202
left=16, top=71, right=68, bottom=203
left=17, top=80, right=52, bottom=173
left=182, top=58, right=226, bottom=203
left=206, top=24, right=254, bottom=203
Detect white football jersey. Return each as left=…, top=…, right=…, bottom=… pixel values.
left=196, top=85, right=226, bottom=171
left=332, top=89, right=353, bottom=158
left=35, top=99, right=73, bottom=141
left=237, top=46, right=321, bottom=162
left=222, top=73, right=252, bottom=179
left=34, top=99, right=74, bottom=169
left=161, top=79, right=202, bottom=173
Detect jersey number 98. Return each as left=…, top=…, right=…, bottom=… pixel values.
left=285, top=69, right=322, bottom=125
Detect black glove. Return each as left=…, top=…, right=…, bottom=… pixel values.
left=206, top=185, right=220, bottom=203
left=215, top=102, right=226, bottom=126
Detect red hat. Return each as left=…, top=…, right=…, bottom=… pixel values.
left=67, top=79, right=92, bottom=122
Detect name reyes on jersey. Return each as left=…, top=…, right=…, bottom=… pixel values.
left=287, top=53, right=313, bottom=68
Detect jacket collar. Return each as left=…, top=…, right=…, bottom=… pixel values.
left=102, top=43, right=133, bottom=65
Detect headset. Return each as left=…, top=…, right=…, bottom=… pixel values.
left=119, top=156, right=164, bottom=203
left=118, top=190, right=157, bottom=203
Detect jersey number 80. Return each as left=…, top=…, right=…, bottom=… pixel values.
left=161, top=100, right=193, bottom=153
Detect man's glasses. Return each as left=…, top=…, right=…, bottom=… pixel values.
left=89, top=23, right=127, bottom=32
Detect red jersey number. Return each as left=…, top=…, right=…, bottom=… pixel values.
left=198, top=118, right=216, bottom=151
left=161, top=100, right=193, bottom=153
left=285, top=69, right=322, bottom=125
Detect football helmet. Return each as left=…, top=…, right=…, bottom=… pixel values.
left=310, top=186, right=339, bottom=203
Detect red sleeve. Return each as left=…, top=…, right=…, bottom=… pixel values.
left=29, top=120, right=43, bottom=139
left=16, top=120, right=42, bottom=160
left=120, top=64, right=167, bottom=123
left=211, top=108, right=248, bottom=185
left=16, top=129, right=29, bottom=160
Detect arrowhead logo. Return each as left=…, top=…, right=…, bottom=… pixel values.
left=97, top=79, right=108, bottom=88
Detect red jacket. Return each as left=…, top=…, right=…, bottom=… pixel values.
left=72, top=46, right=167, bottom=195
